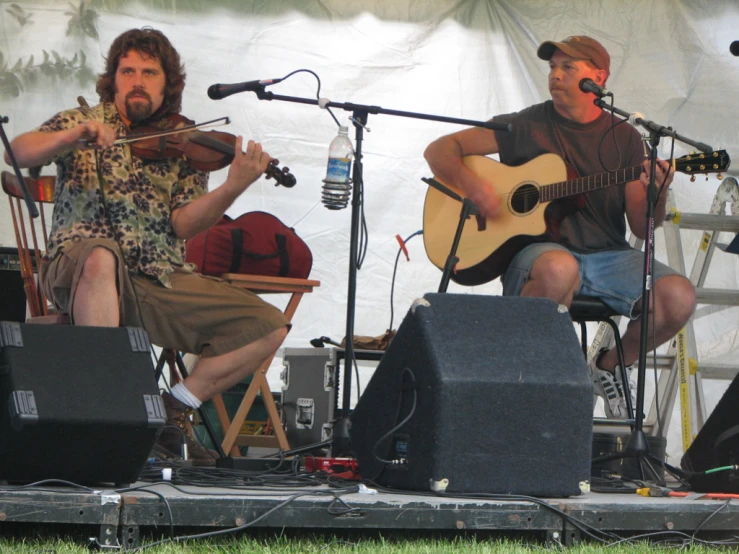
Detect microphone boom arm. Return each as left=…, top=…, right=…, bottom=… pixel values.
left=253, top=90, right=512, bottom=132
left=594, top=99, right=713, bottom=153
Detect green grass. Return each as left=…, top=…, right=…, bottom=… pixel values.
left=0, top=532, right=734, bottom=553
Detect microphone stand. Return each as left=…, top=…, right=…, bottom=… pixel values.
left=592, top=98, right=712, bottom=482
left=250, top=86, right=509, bottom=455
left=0, top=115, right=39, bottom=218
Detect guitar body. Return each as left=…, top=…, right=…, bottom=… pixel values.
left=423, top=153, right=570, bottom=285
left=422, top=149, right=729, bottom=287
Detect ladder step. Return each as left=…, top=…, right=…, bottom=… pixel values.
left=666, top=212, right=739, bottom=232
left=640, top=356, right=739, bottom=380
left=695, top=288, right=739, bottom=306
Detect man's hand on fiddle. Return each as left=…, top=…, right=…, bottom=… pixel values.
left=640, top=158, right=674, bottom=193
left=75, top=120, right=116, bottom=149
left=226, top=137, right=271, bottom=194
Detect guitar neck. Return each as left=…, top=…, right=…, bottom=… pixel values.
left=540, top=165, right=643, bottom=202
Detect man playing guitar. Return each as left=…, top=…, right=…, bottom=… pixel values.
left=424, top=35, right=696, bottom=418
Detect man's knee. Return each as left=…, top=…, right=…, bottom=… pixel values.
left=530, top=250, right=580, bottom=289
left=264, top=325, right=289, bottom=351
left=80, top=247, right=118, bottom=283
left=656, top=275, right=696, bottom=326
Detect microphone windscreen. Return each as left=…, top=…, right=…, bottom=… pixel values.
left=310, top=338, right=324, bottom=348
left=731, top=41, right=739, bottom=56
left=207, top=84, right=222, bottom=100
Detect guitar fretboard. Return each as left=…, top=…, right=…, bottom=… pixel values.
left=540, top=166, right=643, bottom=202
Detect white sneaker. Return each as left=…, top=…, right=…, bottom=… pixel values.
left=589, top=349, right=634, bottom=419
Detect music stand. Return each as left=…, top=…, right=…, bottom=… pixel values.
left=248, top=86, right=509, bottom=455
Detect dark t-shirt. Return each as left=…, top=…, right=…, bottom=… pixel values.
left=492, top=100, right=645, bottom=252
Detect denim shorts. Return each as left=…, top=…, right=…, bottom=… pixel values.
left=502, top=243, right=681, bottom=319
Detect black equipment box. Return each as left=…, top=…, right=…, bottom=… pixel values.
left=0, top=322, right=165, bottom=486
left=0, top=247, right=30, bottom=322
left=281, top=348, right=382, bottom=449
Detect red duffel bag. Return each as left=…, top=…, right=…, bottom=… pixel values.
left=185, top=211, right=312, bottom=279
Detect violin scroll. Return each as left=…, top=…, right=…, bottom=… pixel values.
left=265, top=159, right=296, bottom=188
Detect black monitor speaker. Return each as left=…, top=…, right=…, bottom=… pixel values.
left=682, top=371, right=739, bottom=492
left=0, top=322, right=165, bottom=486
left=350, top=294, right=593, bottom=497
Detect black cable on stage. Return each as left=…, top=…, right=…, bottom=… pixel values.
left=129, top=486, right=360, bottom=552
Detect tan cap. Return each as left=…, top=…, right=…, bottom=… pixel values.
left=537, top=35, right=610, bottom=76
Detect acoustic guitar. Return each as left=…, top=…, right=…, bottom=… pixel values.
left=422, top=150, right=730, bottom=286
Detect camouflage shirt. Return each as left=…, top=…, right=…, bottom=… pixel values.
left=38, top=102, right=209, bottom=286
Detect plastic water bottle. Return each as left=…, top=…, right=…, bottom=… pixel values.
left=322, top=126, right=353, bottom=210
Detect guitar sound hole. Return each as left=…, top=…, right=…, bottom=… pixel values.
left=510, top=183, right=540, bottom=215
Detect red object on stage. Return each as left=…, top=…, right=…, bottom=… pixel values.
left=304, top=457, right=361, bottom=480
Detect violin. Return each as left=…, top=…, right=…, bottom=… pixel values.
left=126, top=113, right=296, bottom=188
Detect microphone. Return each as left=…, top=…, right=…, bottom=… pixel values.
left=579, top=78, right=612, bottom=98
left=731, top=41, right=739, bottom=56
left=310, top=336, right=342, bottom=348
left=207, top=78, right=283, bottom=100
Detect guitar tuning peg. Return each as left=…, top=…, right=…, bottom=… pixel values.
left=690, top=175, right=696, bottom=182
left=718, top=173, right=724, bottom=180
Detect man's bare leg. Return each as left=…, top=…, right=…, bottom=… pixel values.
left=597, top=275, right=696, bottom=372
left=72, top=246, right=119, bottom=326
left=182, top=326, right=288, bottom=402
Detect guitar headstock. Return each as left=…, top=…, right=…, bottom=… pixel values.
left=674, top=150, right=731, bottom=181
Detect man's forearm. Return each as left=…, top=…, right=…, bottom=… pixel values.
left=4, top=129, right=79, bottom=168
left=170, top=184, right=241, bottom=240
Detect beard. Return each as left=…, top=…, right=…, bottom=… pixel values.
left=125, top=90, right=155, bottom=123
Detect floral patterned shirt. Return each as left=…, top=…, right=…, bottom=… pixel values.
left=38, top=102, right=209, bottom=286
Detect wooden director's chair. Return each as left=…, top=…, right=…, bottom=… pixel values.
left=1, top=171, right=65, bottom=324
left=210, top=274, right=320, bottom=456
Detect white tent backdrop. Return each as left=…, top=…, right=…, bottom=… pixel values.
left=1, top=0, right=738, bottom=465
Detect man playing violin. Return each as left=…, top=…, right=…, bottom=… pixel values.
left=424, top=36, right=696, bottom=418
left=4, top=27, right=288, bottom=464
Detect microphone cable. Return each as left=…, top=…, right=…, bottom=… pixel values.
left=388, top=230, right=423, bottom=332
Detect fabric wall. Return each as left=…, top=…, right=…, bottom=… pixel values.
left=1, top=0, right=738, bottom=464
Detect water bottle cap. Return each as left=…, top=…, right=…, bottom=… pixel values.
left=339, top=125, right=348, bottom=133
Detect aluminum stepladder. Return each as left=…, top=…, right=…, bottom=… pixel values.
left=649, top=177, right=739, bottom=452
left=586, top=177, right=739, bottom=452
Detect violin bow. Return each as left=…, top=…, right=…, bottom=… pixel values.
left=77, top=116, right=231, bottom=149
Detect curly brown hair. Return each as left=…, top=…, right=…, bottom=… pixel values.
left=96, top=28, right=186, bottom=116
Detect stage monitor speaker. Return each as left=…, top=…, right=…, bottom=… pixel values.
left=349, top=293, right=593, bottom=497
left=681, top=371, right=739, bottom=492
left=0, top=322, right=165, bottom=486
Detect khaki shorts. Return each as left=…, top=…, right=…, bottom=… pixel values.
left=40, top=238, right=290, bottom=358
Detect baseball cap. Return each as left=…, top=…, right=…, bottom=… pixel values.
left=537, top=35, right=610, bottom=76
